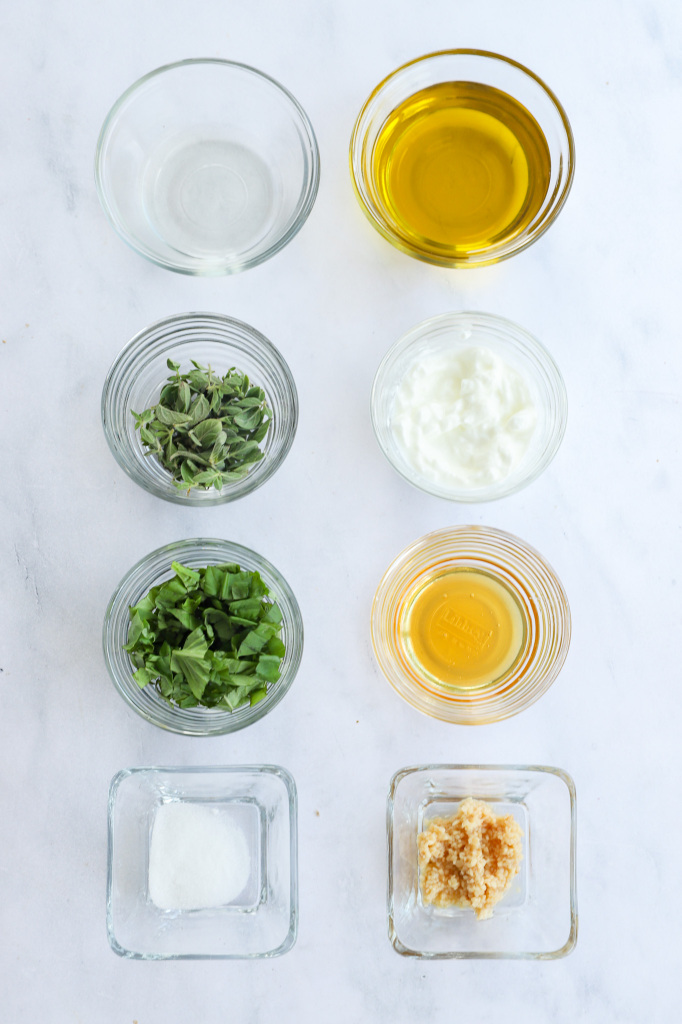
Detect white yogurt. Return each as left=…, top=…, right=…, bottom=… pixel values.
left=390, top=346, right=537, bottom=490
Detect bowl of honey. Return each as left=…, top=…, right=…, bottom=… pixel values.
left=350, top=50, right=575, bottom=267
left=371, top=526, right=571, bottom=724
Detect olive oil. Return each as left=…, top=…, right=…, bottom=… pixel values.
left=371, top=82, right=551, bottom=258
left=403, top=569, right=524, bottom=690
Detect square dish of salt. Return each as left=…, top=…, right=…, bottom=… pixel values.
left=106, top=765, right=297, bottom=959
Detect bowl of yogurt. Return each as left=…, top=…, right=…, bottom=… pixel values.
left=370, top=311, right=567, bottom=502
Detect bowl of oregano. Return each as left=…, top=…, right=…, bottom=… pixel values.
left=103, top=538, right=303, bottom=735
left=102, top=313, right=298, bottom=504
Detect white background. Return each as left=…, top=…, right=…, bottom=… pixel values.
left=2, top=1, right=681, bottom=1020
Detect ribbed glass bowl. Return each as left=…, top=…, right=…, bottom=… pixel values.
left=371, top=526, right=570, bottom=724
left=103, top=538, right=303, bottom=735
left=102, top=313, right=298, bottom=506
left=95, top=59, right=320, bottom=275
left=371, top=311, right=567, bottom=502
left=350, top=49, right=574, bottom=267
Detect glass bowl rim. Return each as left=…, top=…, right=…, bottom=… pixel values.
left=100, top=310, right=299, bottom=507
left=103, top=537, right=303, bottom=736
left=94, top=57, right=321, bottom=276
left=370, top=309, right=568, bottom=502
left=388, top=761, right=577, bottom=795
left=349, top=48, right=576, bottom=268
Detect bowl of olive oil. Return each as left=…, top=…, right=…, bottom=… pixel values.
left=350, top=51, right=574, bottom=267
left=371, top=526, right=571, bottom=724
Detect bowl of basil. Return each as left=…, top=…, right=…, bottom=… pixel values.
left=103, top=538, right=303, bottom=735
left=102, top=312, right=298, bottom=505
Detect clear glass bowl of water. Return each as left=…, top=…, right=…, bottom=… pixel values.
left=95, top=59, right=320, bottom=275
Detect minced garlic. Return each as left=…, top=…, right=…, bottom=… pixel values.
left=418, top=797, right=523, bottom=920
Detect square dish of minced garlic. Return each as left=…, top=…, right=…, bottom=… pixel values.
left=417, top=797, right=523, bottom=920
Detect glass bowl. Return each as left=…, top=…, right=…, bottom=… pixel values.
left=350, top=50, right=574, bottom=267
left=95, top=59, right=320, bottom=275
left=107, top=765, right=298, bottom=958
left=388, top=764, right=577, bottom=959
left=371, top=311, right=567, bottom=502
left=102, top=312, right=298, bottom=506
left=371, top=526, right=570, bottom=724
left=103, top=538, right=303, bottom=735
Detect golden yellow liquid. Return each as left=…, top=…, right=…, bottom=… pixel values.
left=371, top=82, right=551, bottom=258
left=403, top=570, right=524, bottom=690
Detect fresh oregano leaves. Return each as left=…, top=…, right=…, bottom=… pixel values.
left=132, top=359, right=272, bottom=493
left=124, top=561, right=285, bottom=710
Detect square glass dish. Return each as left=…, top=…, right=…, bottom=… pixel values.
left=107, top=765, right=297, bottom=959
left=388, top=764, right=577, bottom=959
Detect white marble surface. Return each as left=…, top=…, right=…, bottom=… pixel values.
left=2, top=0, right=681, bottom=1020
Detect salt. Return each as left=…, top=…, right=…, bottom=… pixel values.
left=148, top=801, right=250, bottom=911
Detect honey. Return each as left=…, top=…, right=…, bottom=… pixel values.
left=402, top=569, right=524, bottom=690
left=370, top=81, right=551, bottom=259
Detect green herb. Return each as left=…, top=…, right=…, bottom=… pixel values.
left=124, top=561, right=285, bottom=710
left=132, top=359, right=271, bottom=493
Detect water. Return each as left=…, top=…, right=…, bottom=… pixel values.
left=142, top=133, right=275, bottom=260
